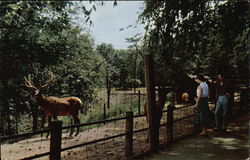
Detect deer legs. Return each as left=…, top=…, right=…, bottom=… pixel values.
left=45, top=114, right=80, bottom=138
left=45, top=115, right=61, bottom=138
left=69, top=114, right=80, bottom=136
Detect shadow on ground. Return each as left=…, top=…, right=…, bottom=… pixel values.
left=143, top=113, right=249, bottom=160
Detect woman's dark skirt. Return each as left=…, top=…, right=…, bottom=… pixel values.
left=195, top=97, right=209, bottom=128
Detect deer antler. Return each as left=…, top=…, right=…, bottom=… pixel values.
left=24, top=74, right=38, bottom=90
left=41, top=72, right=54, bottom=88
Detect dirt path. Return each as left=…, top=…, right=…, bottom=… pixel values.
left=1, top=104, right=196, bottom=160
left=142, top=113, right=249, bottom=160
left=1, top=116, right=149, bottom=160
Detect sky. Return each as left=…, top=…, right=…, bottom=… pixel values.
left=76, top=1, right=145, bottom=49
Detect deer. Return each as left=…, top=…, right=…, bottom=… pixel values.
left=181, top=92, right=190, bottom=103
left=24, top=72, right=83, bottom=137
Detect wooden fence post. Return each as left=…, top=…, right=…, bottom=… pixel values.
left=103, top=103, right=106, bottom=120
left=50, top=120, right=62, bottom=160
left=144, top=54, right=158, bottom=150
left=167, top=105, right=174, bottom=142
left=125, top=111, right=133, bottom=157
left=0, top=142, right=2, bottom=160
left=239, top=89, right=245, bottom=112
left=172, top=84, right=176, bottom=107
left=1, top=115, right=5, bottom=136
left=138, top=90, right=141, bottom=115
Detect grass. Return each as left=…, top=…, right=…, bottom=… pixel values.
left=61, top=92, right=146, bottom=133
left=60, top=88, right=174, bottom=133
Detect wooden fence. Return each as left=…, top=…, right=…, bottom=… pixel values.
left=0, top=89, right=246, bottom=160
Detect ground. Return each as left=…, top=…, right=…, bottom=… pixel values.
left=1, top=91, right=246, bottom=160
left=1, top=104, right=196, bottom=160
left=142, top=113, right=249, bottom=160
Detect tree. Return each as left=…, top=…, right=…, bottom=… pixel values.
left=112, top=49, right=130, bottom=88
left=126, top=35, right=144, bottom=92
left=139, top=0, right=249, bottom=148
left=200, top=1, right=249, bottom=80
left=96, top=43, right=118, bottom=108
left=0, top=1, right=71, bottom=134
left=0, top=1, right=102, bottom=134
left=139, top=0, right=249, bottom=80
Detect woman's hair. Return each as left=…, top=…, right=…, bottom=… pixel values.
left=217, top=73, right=224, bottom=78
left=197, top=75, right=206, bottom=82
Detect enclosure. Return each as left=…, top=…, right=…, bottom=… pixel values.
left=0, top=85, right=246, bottom=160
left=0, top=1, right=249, bottom=160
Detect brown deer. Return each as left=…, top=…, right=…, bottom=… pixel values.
left=181, top=92, right=190, bottom=103
left=24, top=72, right=82, bottom=137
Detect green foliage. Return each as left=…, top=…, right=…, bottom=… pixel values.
left=112, top=49, right=138, bottom=89
left=0, top=1, right=141, bottom=135
left=139, top=0, right=249, bottom=80
left=0, top=1, right=102, bottom=134
left=184, top=1, right=250, bottom=77
left=125, top=34, right=145, bottom=89
left=96, top=36, right=145, bottom=90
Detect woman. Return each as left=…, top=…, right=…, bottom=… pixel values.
left=194, top=75, right=209, bottom=136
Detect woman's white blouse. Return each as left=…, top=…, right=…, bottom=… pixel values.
left=196, top=82, right=209, bottom=97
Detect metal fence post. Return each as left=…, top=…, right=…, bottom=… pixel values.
left=167, top=105, right=174, bottom=142
left=50, top=120, right=62, bottom=160
left=125, top=111, right=133, bottom=157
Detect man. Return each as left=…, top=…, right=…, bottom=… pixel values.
left=214, top=74, right=230, bottom=132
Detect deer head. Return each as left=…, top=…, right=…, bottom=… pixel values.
left=24, top=72, right=54, bottom=97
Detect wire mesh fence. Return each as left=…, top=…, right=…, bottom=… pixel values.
left=0, top=89, right=246, bottom=160
left=60, top=117, right=127, bottom=160
left=77, top=89, right=147, bottom=125
left=0, top=129, right=51, bottom=160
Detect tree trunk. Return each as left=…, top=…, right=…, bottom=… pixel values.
left=0, top=113, right=5, bottom=136
left=144, top=54, right=159, bottom=150
left=134, top=51, right=138, bottom=93
left=106, top=76, right=111, bottom=109
left=30, top=99, right=38, bottom=132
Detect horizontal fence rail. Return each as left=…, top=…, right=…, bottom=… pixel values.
left=0, top=128, right=50, bottom=142
left=0, top=128, right=52, bottom=159
left=61, top=133, right=127, bottom=152
left=0, top=89, right=246, bottom=160
left=61, top=116, right=127, bottom=154
left=62, top=117, right=126, bottom=130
